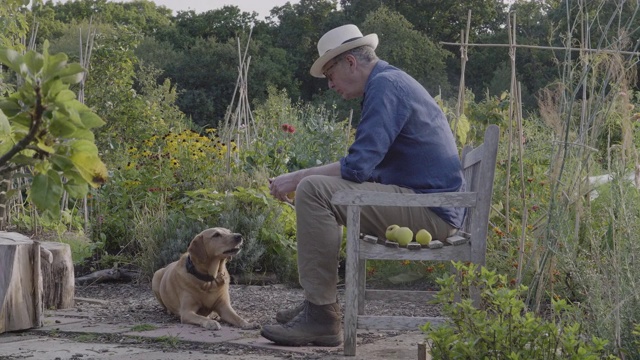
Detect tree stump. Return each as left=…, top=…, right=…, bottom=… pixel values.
left=0, top=232, right=75, bottom=333
left=0, top=232, right=44, bottom=333
left=40, top=241, right=74, bottom=309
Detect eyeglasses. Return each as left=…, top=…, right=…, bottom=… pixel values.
left=322, top=59, right=341, bottom=82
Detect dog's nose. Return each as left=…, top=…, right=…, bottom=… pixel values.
left=233, top=234, right=243, bottom=244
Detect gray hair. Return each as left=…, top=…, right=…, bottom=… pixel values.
left=336, top=45, right=378, bottom=64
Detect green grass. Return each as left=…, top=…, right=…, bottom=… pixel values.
left=130, top=324, right=157, bottom=332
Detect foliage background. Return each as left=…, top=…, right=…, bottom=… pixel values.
left=1, top=0, right=640, bottom=357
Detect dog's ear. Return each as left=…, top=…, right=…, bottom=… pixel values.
left=187, top=232, right=207, bottom=263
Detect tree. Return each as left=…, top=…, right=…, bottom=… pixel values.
left=362, top=6, right=451, bottom=96
left=0, top=42, right=108, bottom=217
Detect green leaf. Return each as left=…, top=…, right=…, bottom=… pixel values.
left=58, top=63, right=85, bottom=84
left=79, top=111, right=105, bottom=129
left=63, top=179, right=89, bottom=198
left=70, top=140, right=108, bottom=187
left=49, top=115, right=78, bottom=138
left=43, top=78, right=69, bottom=101
left=0, top=99, right=22, bottom=117
left=55, top=89, right=76, bottom=103
left=30, top=169, right=63, bottom=213
left=49, top=154, right=75, bottom=172
left=69, top=129, right=95, bottom=141
left=0, top=47, right=23, bottom=73
left=12, top=113, right=32, bottom=129
left=36, top=141, right=54, bottom=154
left=0, top=110, right=10, bottom=135
left=8, top=153, right=37, bottom=166
left=23, top=50, right=44, bottom=76
left=43, top=52, right=68, bottom=80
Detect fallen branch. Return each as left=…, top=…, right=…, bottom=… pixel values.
left=75, top=268, right=140, bottom=286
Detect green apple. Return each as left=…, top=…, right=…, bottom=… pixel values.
left=394, top=227, right=413, bottom=246
left=385, top=224, right=400, bottom=241
left=415, top=229, right=433, bottom=245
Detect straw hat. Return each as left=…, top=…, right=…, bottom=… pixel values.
left=310, top=24, right=378, bottom=78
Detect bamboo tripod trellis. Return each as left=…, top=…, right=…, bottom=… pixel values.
left=441, top=9, right=640, bottom=290
left=221, top=28, right=257, bottom=174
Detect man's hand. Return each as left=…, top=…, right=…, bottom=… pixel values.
left=269, top=172, right=300, bottom=203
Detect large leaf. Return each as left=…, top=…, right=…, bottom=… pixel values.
left=43, top=52, right=68, bottom=81
left=49, top=114, right=78, bottom=138
left=30, top=169, right=63, bottom=214
left=79, top=111, right=105, bottom=129
left=49, top=153, right=75, bottom=172
left=63, top=179, right=89, bottom=199
left=23, top=50, right=44, bottom=76
left=55, top=89, right=76, bottom=103
left=43, top=78, right=69, bottom=101
left=70, top=140, right=108, bottom=187
left=0, top=99, right=22, bottom=117
left=58, top=63, right=85, bottom=84
left=0, top=110, right=10, bottom=135
left=0, top=47, right=23, bottom=73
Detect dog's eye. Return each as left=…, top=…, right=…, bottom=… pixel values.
left=212, top=232, right=221, bottom=237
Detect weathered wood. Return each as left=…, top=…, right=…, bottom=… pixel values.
left=428, top=240, right=443, bottom=249
left=359, top=241, right=471, bottom=261
left=365, top=289, right=437, bottom=302
left=418, top=342, right=428, bottom=360
left=445, top=235, right=468, bottom=246
left=331, top=125, right=500, bottom=356
left=357, top=315, right=445, bottom=330
left=40, top=242, right=74, bottom=309
left=0, top=232, right=43, bottom=333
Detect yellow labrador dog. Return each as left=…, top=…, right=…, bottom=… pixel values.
left=152, top=227, right=258, bottom=330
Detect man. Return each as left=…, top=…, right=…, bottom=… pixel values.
left=261, top=24, right=464, bottom=347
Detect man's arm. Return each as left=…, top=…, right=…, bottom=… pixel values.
left=269, top=162, right=341, bottom=202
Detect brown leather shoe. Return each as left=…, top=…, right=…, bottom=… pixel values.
left=275, top=301, right=305, bottom=324
left=261, top=300, right=343, bottom=346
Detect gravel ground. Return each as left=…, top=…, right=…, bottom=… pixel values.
left=64, top=278, right=441, bottom=358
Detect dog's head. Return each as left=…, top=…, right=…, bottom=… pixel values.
left=187, top=227, right=243, bottom=264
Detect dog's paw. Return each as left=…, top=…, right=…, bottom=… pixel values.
left=202, top=319, right=222, bottom=330
left=240, top=321, right=261, bottom=330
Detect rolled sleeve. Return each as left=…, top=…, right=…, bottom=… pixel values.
left=340, top=156, right=369, bottom=183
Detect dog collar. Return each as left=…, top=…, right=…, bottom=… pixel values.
left=186, top=255, right=216, bottom=282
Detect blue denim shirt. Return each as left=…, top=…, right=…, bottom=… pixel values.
left=339, top=61, right=465, bottom=228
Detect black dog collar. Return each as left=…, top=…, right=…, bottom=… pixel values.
left=186, top=255, right=216, bottom=282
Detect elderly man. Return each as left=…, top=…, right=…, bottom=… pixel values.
left=261, top=24, right=464, bottom=347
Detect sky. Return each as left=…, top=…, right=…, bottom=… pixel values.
left=127, top=0, right=300, bottom=18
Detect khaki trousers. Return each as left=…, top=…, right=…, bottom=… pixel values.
left=294, top=175, right=457, bottom=305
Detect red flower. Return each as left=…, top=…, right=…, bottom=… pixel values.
left=281, top=124, right=296, bottom=133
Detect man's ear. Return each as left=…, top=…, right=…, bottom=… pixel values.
left=187, top=232, right=207, bottom=263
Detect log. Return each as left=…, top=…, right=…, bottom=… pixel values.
left=75, top=268, right=140, bottom=285
left=40, top=241, right=74, bottom=309
left=0, top=232, right=44, bottom=333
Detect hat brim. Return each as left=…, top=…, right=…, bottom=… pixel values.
left=310, top=34, right=378, bottom=78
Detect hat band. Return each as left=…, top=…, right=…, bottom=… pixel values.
left=342, top=36, right=362, bottom=44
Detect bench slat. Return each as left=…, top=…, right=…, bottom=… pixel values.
left=358, top=240, right=471, bottom=261
left=365, top=289, right=437, bottom=302
left=357, top=316, right=446, bottom=331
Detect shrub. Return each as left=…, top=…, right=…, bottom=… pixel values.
left=422, top=262, right=618, bottom=359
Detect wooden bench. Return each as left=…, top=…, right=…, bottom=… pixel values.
left=331, top=124, right=499, bottom=356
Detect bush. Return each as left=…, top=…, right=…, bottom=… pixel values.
left=422, top=262, right=618, bottom=359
